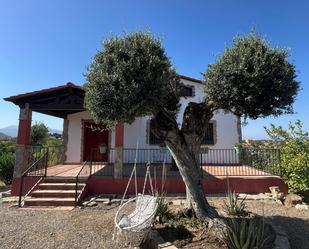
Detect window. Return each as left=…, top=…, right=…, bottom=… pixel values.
left=201, top=123, right=215, bottom=145
left=181, top=85, right=194, bottom=97
left=148, top=119, right=163, bottom=145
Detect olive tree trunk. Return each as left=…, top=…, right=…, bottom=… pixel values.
left=152, top=102, right=222, bottom=223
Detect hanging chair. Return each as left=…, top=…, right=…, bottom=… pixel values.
left=113, top=150, right=158, bottom=247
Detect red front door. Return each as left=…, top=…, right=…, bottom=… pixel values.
left=83, top=122, right=109, bottom=161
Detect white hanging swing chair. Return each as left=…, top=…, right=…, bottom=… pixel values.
left=113, top=144, right=158, bottom=247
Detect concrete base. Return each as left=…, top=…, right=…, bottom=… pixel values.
left=84, top=175, right=288, bottom=196
left=14, top=145, right=32, bottom=178
left=114, top=147, right=123, bottom=178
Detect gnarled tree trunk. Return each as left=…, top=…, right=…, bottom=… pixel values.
left=152, top=102, right=221, bottom=223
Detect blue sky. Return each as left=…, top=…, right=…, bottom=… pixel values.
left=0, top=0, right=308, bottom=139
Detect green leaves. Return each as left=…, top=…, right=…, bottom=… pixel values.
left=224, top=190, right=247, bottom=216
left=0, top=141, right=15, bottom=185
left=84, top=31, right=180, bottom=128
left=31, top=122, right=49, bottom=146
left=226, top=218, right=270, bottom=249
left=265, top=120, right=309, bottom=194
left=204, top=31, right=299, bottom=119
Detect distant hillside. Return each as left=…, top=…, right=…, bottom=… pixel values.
left=0, top=125, right=62, bottom=137
left=0, top=125, right=18, bottom=137
left=48, top=128, right=63, bottom=135
left=0, top=132, right=12, bottom=140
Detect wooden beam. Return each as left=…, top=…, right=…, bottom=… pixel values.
left=30, top=103, right=84, bottom=111
left=34, top=110, right=68, bottom=119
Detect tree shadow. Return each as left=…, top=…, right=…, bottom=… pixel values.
left=266, top=215, right=309, bottom=249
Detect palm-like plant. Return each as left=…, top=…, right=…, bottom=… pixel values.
left=224, top=191, right=247, bottom=216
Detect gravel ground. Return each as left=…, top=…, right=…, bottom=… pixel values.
left=0, top=202, right=130, bottom=249
left=0, top=197, right=308, bottom=249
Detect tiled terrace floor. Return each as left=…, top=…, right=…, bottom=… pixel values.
left=46, top=163, right=275, bottom=178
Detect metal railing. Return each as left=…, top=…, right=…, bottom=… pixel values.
left=200, top=149, right=239, bottom=165
left=74, top=148, right=116, bottom=204
left=75, top=159, right=91, bottom=205
left=201, top=148, right=281, bottom=177
left=123, top=148, right=172, bottom=164
left=29, top=145, right=64, bottom=167
left=74, top=147, right=281, bottom=179
left=18, top=149, right=48, bottom=207
left=242, top=148, right=281, bottom=176
left=90, top=148, right=115, bottom=177
left=121, top=148, right=282, bottom=177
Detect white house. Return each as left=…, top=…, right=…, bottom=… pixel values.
left=6, top=74, right=288, bottom=203
left=5, top=74, right=241, bottom=180
left=64, top=75, right=241, bottom=165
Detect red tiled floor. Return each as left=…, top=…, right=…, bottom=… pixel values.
left=46, top=164, right=273, bottom=177
left=202, top=165, right=270, bottom=176
left=47, top=164, right=82, bottom=177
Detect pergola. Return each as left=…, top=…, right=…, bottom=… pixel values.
left=4, top=83, right=85, bottom=177
left=4, top=82, right=125, bottom=193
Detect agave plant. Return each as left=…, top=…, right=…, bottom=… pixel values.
left=226, top=217, right=270, bottom=249
left=154, top=192, right=173, bottom=224
left=224, top=191, right=247, bottom=216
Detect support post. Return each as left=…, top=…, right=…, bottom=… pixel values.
left=114, top=122, right=124, bottom=178
left=61, top=118, right=69, bottom=163
left=14, top=104, right=32, bottom=177
left=236, top=116, right=243, bottom=165
left=11, top=104, right=32, bottom=196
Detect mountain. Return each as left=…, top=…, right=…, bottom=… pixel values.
left=0, top=132, right=12, bottom=140
left=0, top=125, right=62, bottom=137
left=48, top=128, right=62, bottom=135
left=0, top=125, right=18, bottom=137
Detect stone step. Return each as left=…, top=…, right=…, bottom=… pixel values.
left=31, top=190, right=80, bottom=198
left=37, top=183, right=85, bottom=190
left=43, top=177, right=87, bottom=183
left=24, top=197, right=76, bottom=207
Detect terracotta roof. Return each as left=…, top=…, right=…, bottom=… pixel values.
left=179, top=75, right=203, bottom=84
left=4, top=74, right=203, bottom=103
left=4, top=82, right=84, bottom=103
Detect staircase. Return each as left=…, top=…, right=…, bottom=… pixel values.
left=23, top=177, right=86, bottom=207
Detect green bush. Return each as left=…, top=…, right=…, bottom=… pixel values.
left=265, top=120, right=309, bottom=195
left=31, top=122, right=49, bottom=146
left=0, top=141, right=15, bottom=185
left=46, top=139, right=64, bottom=166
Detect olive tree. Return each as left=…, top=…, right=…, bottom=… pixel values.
left=84, top=31, right=299, bottom=224
left=31, top=122, right=49, bottom=146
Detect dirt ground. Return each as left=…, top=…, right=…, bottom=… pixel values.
left=0, top=197, right=308, bottom=249
left=208, top=197, right=309, bottom=249
left=0, top=202, right=130, bottom=249
left=0, top=181, right=9, bottom=192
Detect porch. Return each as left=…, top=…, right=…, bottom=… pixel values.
left=45, top=162, right=276, bottom=178
left=13, top=146, right=287, bottom=208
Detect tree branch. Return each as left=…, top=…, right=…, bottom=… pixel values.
left=181, top=101, right=215, bottom=146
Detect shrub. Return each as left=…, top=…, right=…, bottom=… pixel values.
left=265, top=120, right=309, bottom=195
left=155, top=194, right=174, bottom=224
left=31, top=122, right=49, bottom=146
left=224, top=191, right=247, bottom=216
left=46, top=139, right=64, bottom=166
left=226, top=217, right=271, bottom=249
left=0, top=151, right=15, bottom=185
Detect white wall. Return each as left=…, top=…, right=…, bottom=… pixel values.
left=124, top=79, right=240, bottom=149
left=65, top=79, right=240, bottom=163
